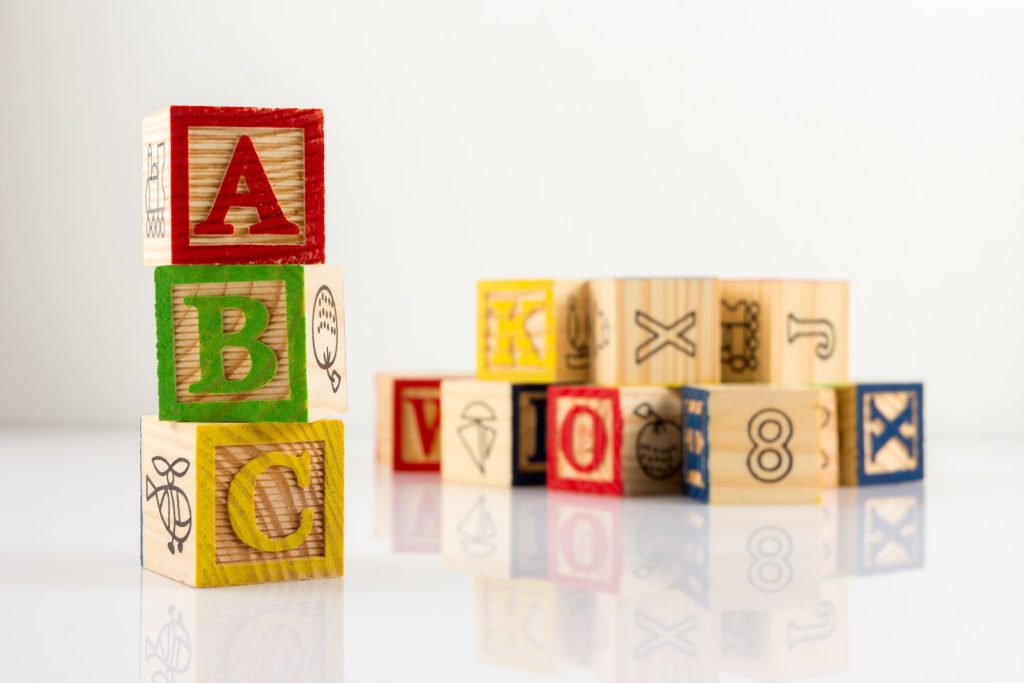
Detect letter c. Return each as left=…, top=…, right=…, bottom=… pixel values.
left=228, top=450, right=313, bottom=552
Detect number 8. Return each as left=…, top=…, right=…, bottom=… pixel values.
left=747, top=408, right=794, bottom=483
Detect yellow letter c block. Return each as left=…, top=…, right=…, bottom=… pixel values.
left=228, top=450, right=314, bottom=553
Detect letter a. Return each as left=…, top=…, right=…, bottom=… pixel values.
left=185, top=295, right=279, bottom=395
left=194, top=134, right=300, bottom=236
left=490, top=299, right=545, bottom=367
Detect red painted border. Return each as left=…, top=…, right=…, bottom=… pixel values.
left=392, top=378, right=443, bottom=472
left=547, top=385, right=623, bottom=495
left=546, top=492, right=623, bottom=591
left=169, top=106, right=325, bottom=265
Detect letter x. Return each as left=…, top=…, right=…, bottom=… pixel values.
left=869, top=398, right=914, bottom=461
left=635, top=310, right=696, bottom=364
left=634, top=613, right=696, bottom=658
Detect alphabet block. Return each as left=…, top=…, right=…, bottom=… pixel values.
left=140, top=416, right=344, bottom=587
left=719, top=280, right=849, bottom=384
left=141, top=571, right=344, bottom=680
left=477, top=279, right=590, bottom=383
left=440, top=379, right=550, bottom=486
left=376, top=373, right=463, bottom=471
left=547, top=385, right=684, bottom=496
left=155, top=264, right=347, bottom=422
left=836, top=383, right=924, bottom=485
left=681, top=385, right=822, bottom=504
left=589, top=278, right=719, bottom=386
left=142, top=106, right=324, bottom=265
left=819, top=388, right=840, bottom=488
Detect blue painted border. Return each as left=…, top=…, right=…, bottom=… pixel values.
left=680, top=386, right=711, bottom=503
left=511, top=383, right=550, bottom=486
left=856, top=383, right=924, bottom=485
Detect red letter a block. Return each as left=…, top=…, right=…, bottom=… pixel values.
left=142, top=106, right=325, bottom=265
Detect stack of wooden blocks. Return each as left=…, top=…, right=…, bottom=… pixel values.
left=377, top=279, right=923, bottom=503
left=140, top=106, right=348, bottom=587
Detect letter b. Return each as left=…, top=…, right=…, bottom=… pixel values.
left=185, top=295, right=278, bottom=395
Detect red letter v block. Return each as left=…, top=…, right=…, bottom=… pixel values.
left=194, top=134, right=300, bottom=236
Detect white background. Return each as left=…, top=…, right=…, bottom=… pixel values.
left=2, top=0, right=1023, bottom=436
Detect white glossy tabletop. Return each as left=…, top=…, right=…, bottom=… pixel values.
left=0, top=429, right=1019, bottom=681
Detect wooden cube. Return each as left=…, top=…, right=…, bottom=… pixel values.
left=440, top=379, right=550, bottom=486
left=836, top=383, right=924, bottom=485
left=681, top=385, right=821, bottom=504
left=818, top=387, right=840, bottom=488
left=719, top=279, right=849, bottom=384
left=376, top=373, right=465, bottom=471
left=142, top=106, right=324, bottom=265
left=140, top=571, right=343, bottom=680
left=547, top=385, right=684, bottom=496
left=442, top=484, right=547, bottom=578
left=140, top=416, right=344, bottom=587
left=589, top=278, right=719, bottom=386
left=477, top=279, right=590, bottom=383
left=720, top=578, right=848, bottom=682
left=155, top=265, right=347, bottom=422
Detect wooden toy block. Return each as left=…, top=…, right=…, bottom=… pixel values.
left=818, top=388, right=840, bottom=488
left=140, top=416, right=343, bottom=587
left=376, top=373, right=466, bottom=471
left=155, top=264, right=347, bottom=423
left=440, top=379, right=551, bottom=487
left=589, top=278, right=719, bottom=386
left=141, top=570, right=343, bottom=680
left=476, top=577, right=561, bottom=673
left=680, top=505, right=821, bottom=610
left=547, top=385, right=684, bottom=496
left=442, top=484, right=547, bottom=578
left=547, top=493, right=687, bottom=594
left=720, top=578, right=848, bottom=682
left=391, top=472, right=442, bottom=553
left=477, top=279, right=590, bottom=383
left=142, top=106, right=324, bottom=265
left=838, top=483, right=925, bottom=575
left=719, top=279, right=849, bottom=384
left=590, top=589, right=719, bottom=683
left=836, top=382, right=924, bottom=485
left=681, top=384, right=822, bottom=505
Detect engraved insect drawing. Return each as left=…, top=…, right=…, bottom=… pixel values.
left=145, top=456, right=193, bottom=554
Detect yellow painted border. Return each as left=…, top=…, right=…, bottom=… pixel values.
left=477, top=279, right=556, bottom=382
left=194, top=420, right=344, bottom=587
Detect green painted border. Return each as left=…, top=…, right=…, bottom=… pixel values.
left=155, top=265, right=308, bottom=422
